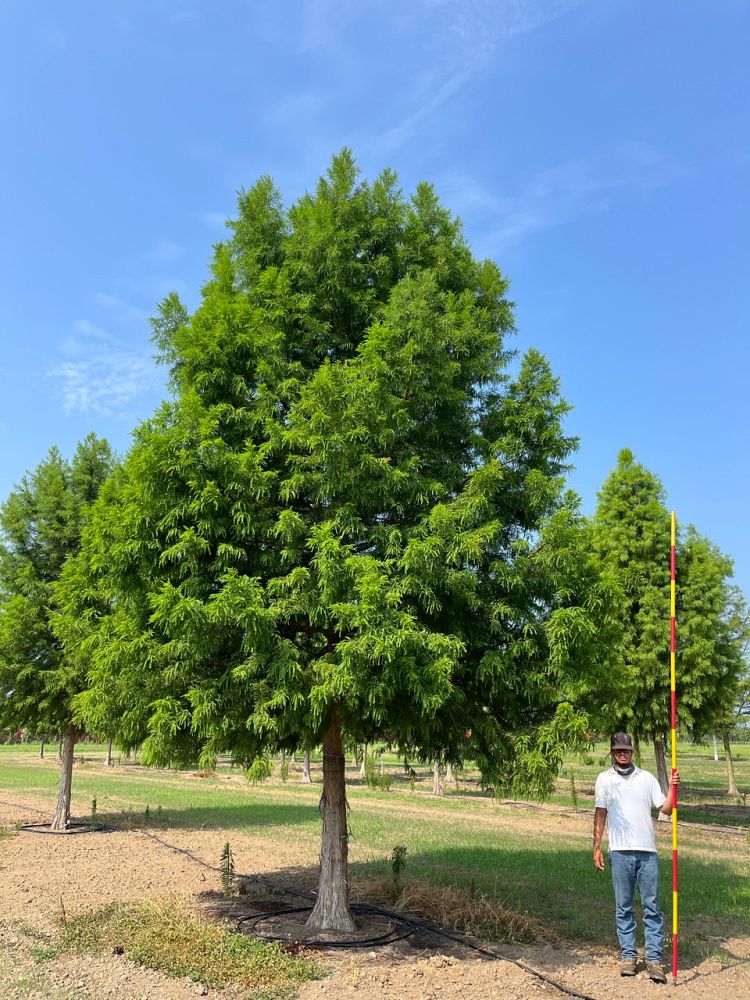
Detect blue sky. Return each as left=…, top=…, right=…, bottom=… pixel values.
left=1, top=0, right=748, bottom=598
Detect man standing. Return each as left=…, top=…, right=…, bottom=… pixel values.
left=593, top=732, right=680, bottom=983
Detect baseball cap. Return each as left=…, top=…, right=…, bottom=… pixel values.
left=610, top=732, right=634, bottom=751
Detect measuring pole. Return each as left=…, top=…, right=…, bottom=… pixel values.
left=670, top=511, right=678, bottom=983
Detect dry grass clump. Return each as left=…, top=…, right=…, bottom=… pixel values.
left=353, top=875, right=542, bottom=943
left=59, top=895, right=320, bottom=997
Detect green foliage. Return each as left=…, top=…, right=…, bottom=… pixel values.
left=592, top=449, right=747, bottom=746
left=57, top=151, right=614, bottom=803
left=90, top=796, right=97, bottom=823
left=0, top=435, right=113, bottom=738
left=363, top=754, right=391, bottom=790
left=391, top=844, right=408, bottom=885
left=220, top=842, right=236, bottom=896
left=244, top=756, right=273, bottom=784
left=363, top=754, right=378, bottom=789
left=279, top=759, right=290, bottom=782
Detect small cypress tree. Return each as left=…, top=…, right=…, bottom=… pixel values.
left=0, top=435, right=113, bottom=829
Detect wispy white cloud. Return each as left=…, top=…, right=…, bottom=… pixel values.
left=49, top=352, right=160, bottom=419
left=49, top=311, right=162, bottom=419
left=375, top=0, right=588, bottom=152
left=440, top=142, right=689, bottom=254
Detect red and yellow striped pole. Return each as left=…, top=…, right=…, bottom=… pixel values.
left=670, top=511, right=678, bottom=984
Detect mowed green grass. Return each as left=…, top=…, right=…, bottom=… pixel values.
left=1, top=742, right=748, bottom=962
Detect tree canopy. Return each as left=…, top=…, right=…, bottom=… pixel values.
left=57, top=151, right=615, bottom=926
left=592, top=448, right=746, bottom=787
left=0, top=433, right=113, bottom=827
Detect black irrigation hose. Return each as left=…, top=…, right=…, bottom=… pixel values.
left=3, top=803, right=649, bottom=999
left=411, top=923, right=601, bottom=1000
left=20, top=821, right=114, bottom=835
left=133, top=828, right=601, bottom=999
left=240, top=902, right=419, bottom=948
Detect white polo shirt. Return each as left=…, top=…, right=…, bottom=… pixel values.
left=594, top=766, right=666, bottom=852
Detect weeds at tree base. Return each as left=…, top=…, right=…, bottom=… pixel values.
left=58, top=896, right=321, bottom=996
left=353, top=875, right=541, bottom=943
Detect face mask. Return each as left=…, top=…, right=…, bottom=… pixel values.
left=613, top=761, right=635, bottom=776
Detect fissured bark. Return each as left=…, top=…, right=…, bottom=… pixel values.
left=51, top=724, right=77, bottom=831
left=306, top=714, right=356, bottom=932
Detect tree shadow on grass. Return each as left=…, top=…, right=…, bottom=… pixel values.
left=94, top=798, right=321, bottom=834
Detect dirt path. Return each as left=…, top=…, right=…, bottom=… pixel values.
left=1, top=793, right=748, bottom=1000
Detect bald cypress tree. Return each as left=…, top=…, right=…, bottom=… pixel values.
left=59, top=153, right=613, bottom=928
left=592, top=449, right=746, bottom=790
left=0, top=434, right=113, bottom=829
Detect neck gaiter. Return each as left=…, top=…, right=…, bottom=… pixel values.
left=614, top=762, right=635, bottom=776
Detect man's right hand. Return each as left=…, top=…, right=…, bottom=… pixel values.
left=593, top=847, right=605, bottom=871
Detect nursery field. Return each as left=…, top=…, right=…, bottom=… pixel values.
left=0, top=743, right=748, bottom=999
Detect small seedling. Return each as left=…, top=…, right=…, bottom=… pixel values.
left=91, top=797, right=97, bottom=824
left=391, top=844, right=408, bottom=888
left=144, top=804, right=150, bottom=824
left=279, top=760, right=290, bottom=783
left=220, top=842, right=236, bottom=896
left=570, top=775, right=578, bottom=813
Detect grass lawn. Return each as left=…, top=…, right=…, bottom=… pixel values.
left=1, top=741, right=748, bottom=961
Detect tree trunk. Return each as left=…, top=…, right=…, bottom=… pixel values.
left=359, top=744, right=367, bottom=779
left=306, top=715, right=356, bottom=932
left=301, top=749, right=312, bottom=784
left=713, top=734, right=720, bottom=762
left=57, top=736, right=63, bottom=761
left=106, top=738, right=113, bottom=767
left=51, top=724, right=77, bottom=831
left=653, top=736, right=669, bottom=794
left=40, top=736, right=45, bottom=759
left=633, top=733, right=641, bottom=768
left=432, top=756, right=443, bottom=796
left=723, top=731, right=739, bottom=797
left=445, top=761, right=453, bottom=784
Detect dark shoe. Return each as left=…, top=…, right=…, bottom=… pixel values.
left=620, top=959, right=637, bottom=977
left=647, top=962, right=667, bottom=983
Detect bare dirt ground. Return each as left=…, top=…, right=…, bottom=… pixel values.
left=1, top=792, right=748, bottom=1000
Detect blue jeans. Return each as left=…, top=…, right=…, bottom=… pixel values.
left=609, top=850, right=664, bottom=963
